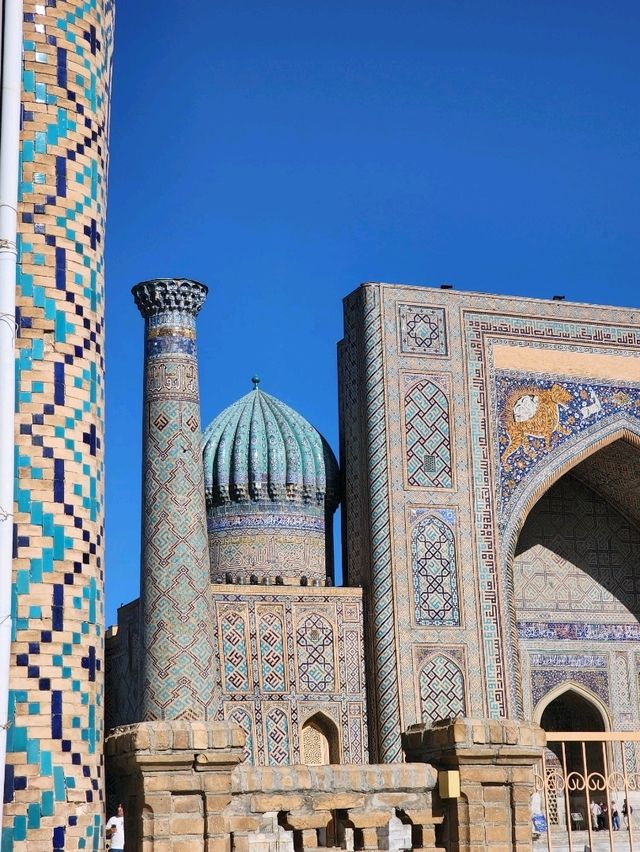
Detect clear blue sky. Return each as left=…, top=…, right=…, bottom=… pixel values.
left=104, top=0, right=640, bottom=623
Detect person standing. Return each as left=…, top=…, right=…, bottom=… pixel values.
left=590, top=800, right=601, bottom=830
left=598, top=801, right=607, bottom=831
left=106, top=803, right=125, bottom=851
left=612, top=802, right=620, bottom=831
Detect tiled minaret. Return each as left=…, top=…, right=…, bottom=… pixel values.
left=5, top=1, right=114, bottom=847
left=132, top=279, right=219, bottom=720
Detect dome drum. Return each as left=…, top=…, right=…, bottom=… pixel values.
left=208, top=512, right=328, bottom=584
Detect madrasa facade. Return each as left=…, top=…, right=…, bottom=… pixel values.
left=105, top=276, right=640, bottom=768
left=3, top=0, right=640, bottom=848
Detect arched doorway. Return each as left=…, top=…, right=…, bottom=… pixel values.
left=537, top=687, right=609, bottom=825
left=538, top=686, right=608, bottom=778
left=539, top=687, right=608, bottom=735
left=301, top=713, right=340, bottom=765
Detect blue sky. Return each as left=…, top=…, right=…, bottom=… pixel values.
left=104, top=0, right=640, bottom=623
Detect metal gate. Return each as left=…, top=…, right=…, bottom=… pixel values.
left=534, top=732, right=640, bottom=851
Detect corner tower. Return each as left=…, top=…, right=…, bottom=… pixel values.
left=133, top=278, right=218, bottom=721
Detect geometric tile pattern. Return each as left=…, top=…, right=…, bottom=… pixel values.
left=203, top=589, right=368, bottom=765
left=208, top=512, right=327, bottom=584
left=419, top=654, right=465, bottom=724
left=221, top=610, right=250, bottom=692
left=405, top=379, right=452, bottom=488
left=258, top=611, right=286, bottom=693
left=265, top=707, right=291, bottom=765
left=613, top=654, right=632, bottom=723
left=412, top=515, right=460, bottom=626
left=297, top=614, right=335, bottom=693
left=340, top=285, right=640, bottom=753
left=344, top=630, right=362, bottom=693
left=398, top=304, right=447, bottom=356
left=361, top=286, right=402, bottom=763
left=228, top=707, right=254, bottom=764
left=6, top=1, right=114, bottom=847
left=133, top=281, right=218, bottom=721
left=301, top=724, right=329, bottom=765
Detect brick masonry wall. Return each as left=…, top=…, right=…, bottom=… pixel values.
left=4, top=1, right=114, bottom=848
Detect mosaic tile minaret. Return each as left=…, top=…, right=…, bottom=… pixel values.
left=4, top=0, right=115, bottom=848
left=133, top=279, right=219, bottom=721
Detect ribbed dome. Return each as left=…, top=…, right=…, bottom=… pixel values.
left=203, top=384, right=339, bottom=510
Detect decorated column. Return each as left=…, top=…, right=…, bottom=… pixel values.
left=132, top=278, right=218, bottom=720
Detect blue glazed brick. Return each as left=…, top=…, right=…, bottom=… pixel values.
left=41, top=790, right=54, bottom=817
left=1, top=827, right=12, bottom=852
left=53, top=766, right=65, bottom=801
left=3, top=765, right=14, bottom=804
left=26, top=739, right=39, bottom=763
left=27, top=803, right=40, bottom=829
left=40, top=751, right=52, bottom=776
left=12, top=816, right=26, bottom=842
left=53, top=825, right=65, bottom=848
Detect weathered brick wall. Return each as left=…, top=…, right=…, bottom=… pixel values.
left=106, top=720, right=442, bottom=852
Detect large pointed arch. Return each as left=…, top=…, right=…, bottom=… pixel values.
left=503, top=415, right=640, bottom=563
left=502, top=415, right=640, bottom=719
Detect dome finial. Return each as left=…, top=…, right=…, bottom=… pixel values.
left=251, top=375, right=260, bottom=390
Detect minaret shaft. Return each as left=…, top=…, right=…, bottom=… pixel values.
left=133, top=278, right=218, bottom=720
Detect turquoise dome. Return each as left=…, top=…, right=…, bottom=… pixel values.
left=202, top=385, right=340, bottom=510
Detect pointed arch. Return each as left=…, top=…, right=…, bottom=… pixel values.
left=503, top=416, right=640, bottom=564
left=419, top=653, right=465, bottom=725
left=533, top=682, right=611, bottom=731
left=502, top=418, right=640, bottom=717
left=300, top=711, right=340, bottom=764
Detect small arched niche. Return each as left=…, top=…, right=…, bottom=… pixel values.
left=301, top=712, right=340, bottom=765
